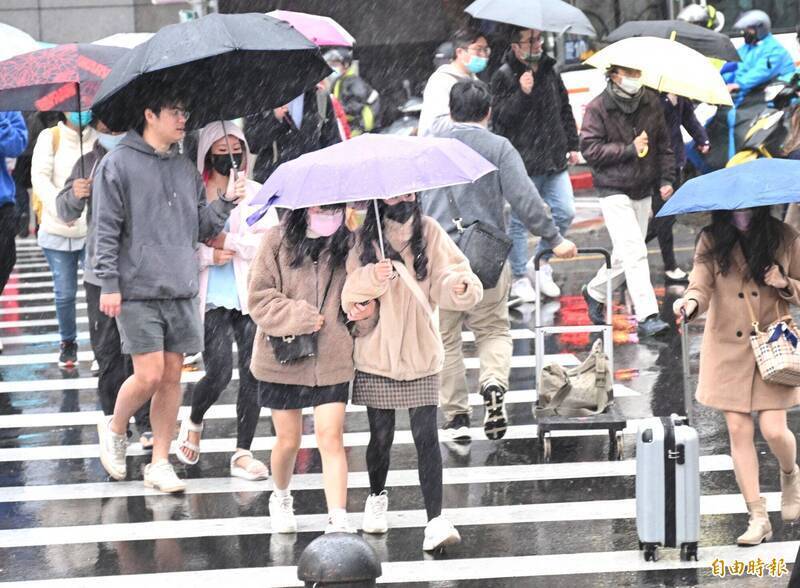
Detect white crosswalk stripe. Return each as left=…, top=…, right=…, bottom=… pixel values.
left=2, top=244, right=785, bottom=586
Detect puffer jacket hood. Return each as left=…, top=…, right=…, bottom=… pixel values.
left=195, top=121, right=253, bottom=177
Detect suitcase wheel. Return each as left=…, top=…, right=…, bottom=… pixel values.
left=643, top=543, right=658, bottom=562
left=611, top=431, right=624, bottom=461
left=680, top=542, right=698, bottom=562
left=541, top=434, right=552, bottom=463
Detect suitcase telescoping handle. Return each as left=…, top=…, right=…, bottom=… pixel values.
left=680, top=308, right=695, bottom=425
left=533, top=248, right=612, bottom=271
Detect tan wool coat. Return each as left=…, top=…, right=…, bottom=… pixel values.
left=248, top=226, right=372, bottom=387
left=342, top=216, right=483, bottom=381
left=686, top=225, right=800, bottom=413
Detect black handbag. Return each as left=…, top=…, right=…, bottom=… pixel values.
left=445, top=187, right=512, bottom=289
left=268, top=266, right=335, bottom=364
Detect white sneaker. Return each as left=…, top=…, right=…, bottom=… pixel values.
left=183, top=352, right=202, bottom=366
left=422, top=516, right=461, bottom=552
left=90, top=359, right=100, bottom=374
left=143, top=460, right=186, bottom=493
left=362, top=491, right=389, bottom=534
left=269, top=492, right=298, bottom=533
left=665, top=267, right=689, bottom=282
left=510, top=277, right=536, bottom=304
left=527, top=260, right=561, bottom=298
left=325, top=510, right=356, bottom=534
left=98, top=416, right=127, bottom=481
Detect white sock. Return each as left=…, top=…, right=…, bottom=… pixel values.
left=329, top=508, right=347, bottom=521
left=273, top=486, right=290, bottom=499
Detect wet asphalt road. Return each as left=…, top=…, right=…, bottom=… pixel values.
left=1, top=198, right=798, bottom=587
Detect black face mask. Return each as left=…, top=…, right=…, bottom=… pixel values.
left=210, top=152, right=243, bottom=176
left=744, top=30, right=758, bottom=45
left=383, top=201, right=416, bottom=224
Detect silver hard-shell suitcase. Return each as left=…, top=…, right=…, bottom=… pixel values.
left=635, top=310, right=700, bottom=562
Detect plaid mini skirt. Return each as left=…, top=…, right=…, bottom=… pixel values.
left=352, top=370, right=440, bottom=409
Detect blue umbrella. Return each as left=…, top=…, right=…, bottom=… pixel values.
left=657, top=159, right=800, bottom=217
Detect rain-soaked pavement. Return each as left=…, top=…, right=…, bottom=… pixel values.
left=1, top=195, right=799, bottom=587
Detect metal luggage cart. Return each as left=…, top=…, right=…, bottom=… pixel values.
left=533, top=248, right=627, bottom=463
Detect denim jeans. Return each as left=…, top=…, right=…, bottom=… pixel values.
left=42, top=247, right=84, bottom=343
left=507, top=170, right=575, bottom=277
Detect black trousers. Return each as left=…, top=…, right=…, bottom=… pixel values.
left=645, top=168, right=683, bottom=272
left=85, top=282, right=150, bottom=432
left=0, top=203, right=15, bottom=295
left=189, top=306, right=260, bottom=450
left=366, top=405, right=442, bottom=521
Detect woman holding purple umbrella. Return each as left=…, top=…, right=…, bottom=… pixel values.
left=342, top=193, right=482, bottom=551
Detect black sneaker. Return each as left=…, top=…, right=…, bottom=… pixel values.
left=58, top=340, right=78, bottom=368
left=582, top=286, right=606, bottom=326
left=481, top=383, right=508, bottom=440
left=637, top=315, right=670, bottom=338
left=441, top=414, right=471, bottom=441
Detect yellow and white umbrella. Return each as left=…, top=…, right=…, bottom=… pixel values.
left=585, top=36, right=733, bottom=106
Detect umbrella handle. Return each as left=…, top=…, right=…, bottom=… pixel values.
left=373, top=198, right=386, bottom=259
left=220, top=119, right=238, bottom=181
left=77, top=82, right=85, bottom=178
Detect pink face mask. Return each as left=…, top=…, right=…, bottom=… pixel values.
left=307, top=210, right=344, bottom=237
left=731, top=210, right=752, bottom=232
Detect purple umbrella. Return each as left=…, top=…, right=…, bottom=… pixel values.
left=247, top=134, right=497, bottom=255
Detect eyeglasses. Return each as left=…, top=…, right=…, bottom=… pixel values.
left=516, top=36, right=543, bottom=48
left=165, top=108, right=191, bottom=121
left=469, top=45, right=491, bottom=56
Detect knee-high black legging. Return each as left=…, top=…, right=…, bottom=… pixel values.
left=366, top=405, right=442, bottom=521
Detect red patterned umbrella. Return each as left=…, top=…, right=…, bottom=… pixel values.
left=0, top=43, right=128, bottom=112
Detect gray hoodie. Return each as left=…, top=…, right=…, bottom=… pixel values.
left=91, top=131, right=234, bottom=300
left=421, top=122, right=562, bottom=246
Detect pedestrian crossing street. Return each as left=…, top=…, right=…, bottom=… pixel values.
left=2, top=239, right=799, bottom=586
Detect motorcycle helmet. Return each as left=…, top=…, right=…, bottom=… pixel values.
left=677, top=3, right=725, bottom=33
left=434, top=42, right=454, bottom=68
left=733, top=10, right=771, bottom=40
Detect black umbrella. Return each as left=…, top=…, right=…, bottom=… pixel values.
left=606, top=20, right=739, bottom=62
left=92, top=12, right=331, bottom=133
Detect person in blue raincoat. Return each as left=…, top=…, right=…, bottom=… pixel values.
left=723, top=10, right=794, bottom=105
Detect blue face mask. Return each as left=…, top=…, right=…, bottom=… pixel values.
left=66, top=111, right=93, bottom=128
left=97, top=132, right=125, bottom=152
left=466, top=55, right=488, bottom=74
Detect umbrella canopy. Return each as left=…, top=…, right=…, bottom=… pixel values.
left=248, top=134, right=496, bottom=228
left=0, top=23, right=39, bottom=61
left=93, top=32, right=154, bottom=49
left=585, top=36, right=732, bottom=106
left=465, top=0, right=597, bottom=38
left=0, top=43, right=128, bottom=112
left=92, top=12, right=330, bottom=132
left=267, top=10, right=355, bottom=47
left=657, top=159, right=800, bottom=217
left=606, top=20, right=739, bottom=62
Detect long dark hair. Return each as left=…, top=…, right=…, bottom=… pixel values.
left=282, top=205, right=350, bottom=269
left=698, top=207, right=785, bottom=286
left=359, top=200, right=429, bottom=281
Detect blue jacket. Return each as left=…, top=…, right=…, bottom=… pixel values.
left=724, top=35, right=795, bottom=99
left=0, top=112, right=28, bottom=207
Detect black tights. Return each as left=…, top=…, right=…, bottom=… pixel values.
left=190, top=307, right=259, bottom=449
left=366, top=405, right=442, bottom=521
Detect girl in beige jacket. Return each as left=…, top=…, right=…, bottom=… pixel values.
left=675, top=207, right=800, bottom=546
left=248, top=204, right=376, bottom=535
left=342, top=193, right=482, bottom=551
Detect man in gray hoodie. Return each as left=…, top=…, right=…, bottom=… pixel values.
left=422, top=80, right=576, bottom=442
left=92, top=96, right=245, bottom=492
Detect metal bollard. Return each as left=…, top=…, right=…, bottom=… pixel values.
left=297, top=532, right=382, bottom=587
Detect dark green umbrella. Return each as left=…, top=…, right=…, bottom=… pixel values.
left=92, top=12, right=330, bottom=132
